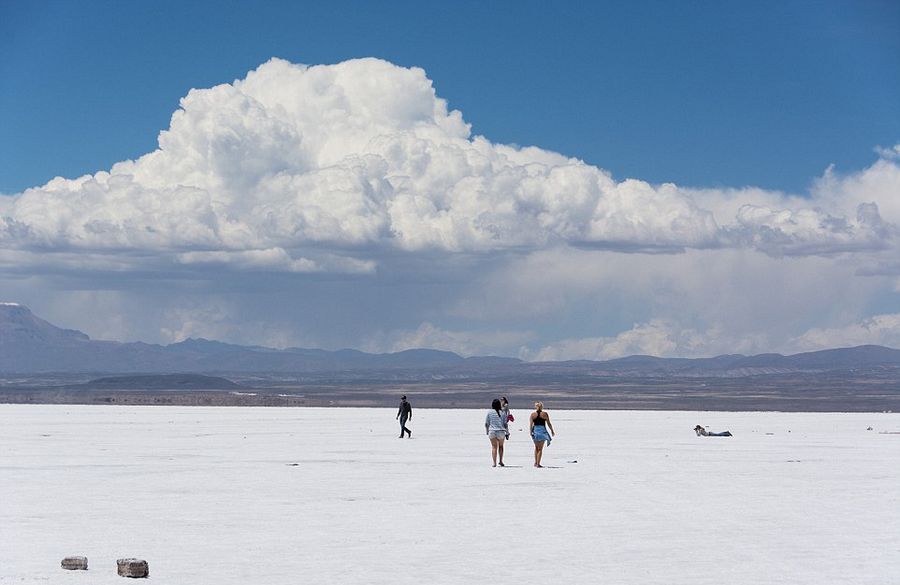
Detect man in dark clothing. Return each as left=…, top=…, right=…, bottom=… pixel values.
left=397, top=395, right=412, bottom=438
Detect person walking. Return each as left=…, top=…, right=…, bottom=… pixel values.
left=530, top=401, right=555, bottom=468
left=485, top=398, right=507, bottom=467
left=397, top=395, right=412, bottom=438
left=500, top=396, right=512, bottom=440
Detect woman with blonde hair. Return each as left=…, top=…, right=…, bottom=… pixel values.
left=530, top=401, right=555, bottom=468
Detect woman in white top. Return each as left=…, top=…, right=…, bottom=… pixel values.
left=485, top=398, right=507, bottom=467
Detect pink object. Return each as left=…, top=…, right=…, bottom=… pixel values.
left=507, top=414, right=515, bottom=422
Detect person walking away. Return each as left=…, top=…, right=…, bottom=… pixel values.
left=397, top=395, right=412, bottom=438
left=485, top=399, right=507, bottom=467
left=530, top=402, right=555, bottom=468
left=500, top=396, right=512, bottom=440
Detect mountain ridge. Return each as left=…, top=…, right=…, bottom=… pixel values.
left=3, top=303, right=900, bottom=376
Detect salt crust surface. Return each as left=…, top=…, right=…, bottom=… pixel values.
left=2, top=405, right=899, bottom=584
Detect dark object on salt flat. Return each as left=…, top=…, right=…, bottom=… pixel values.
left=694, top=425, right=732, bottom=437
left=61, top=556, right=88, bottom=570
left=117, top=558, right=149, bottom=578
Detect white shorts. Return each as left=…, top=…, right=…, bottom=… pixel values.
left=488, top=430, right=507, bottom=440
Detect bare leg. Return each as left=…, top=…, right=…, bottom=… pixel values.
left=490, top=437, right=499, bottom=466
left=534, top=441, right=545, bottom=467
left=498, top=439, right=505, bottom=466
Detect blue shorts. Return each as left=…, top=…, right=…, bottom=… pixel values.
left=532, top=426, right=552, bottom=445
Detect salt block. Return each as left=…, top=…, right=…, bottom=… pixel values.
left=117, top=558, right=149, bottom=578
left=61, top=556, right=88, bottom=570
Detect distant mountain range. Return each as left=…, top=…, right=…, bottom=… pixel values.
left=3, top=302, right=900, bottom=377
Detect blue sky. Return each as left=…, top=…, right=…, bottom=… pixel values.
left=1, top=0, right=899, bottom=358
left=3, top=0, right=898, bottom=195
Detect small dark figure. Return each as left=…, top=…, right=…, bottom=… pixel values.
left=695, top=425, right=732, bottom=437
left=397, top=395, right=413, bottom=438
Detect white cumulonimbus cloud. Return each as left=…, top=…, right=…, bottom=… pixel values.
left=1, top=57, right=899, bottom=358
left=2, top=57, right=898, bottom=277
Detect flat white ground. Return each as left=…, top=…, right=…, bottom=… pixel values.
left=1, top=405, right=898, bottom=584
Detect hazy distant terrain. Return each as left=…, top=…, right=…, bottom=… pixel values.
left=2, top=303, right=900, bottom=411
left=2, top=370, right=899, bottom=412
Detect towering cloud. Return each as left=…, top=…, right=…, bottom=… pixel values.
left=5, top=57, right=895, bottom=274
left=1, top=58, right=898, bottom=357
